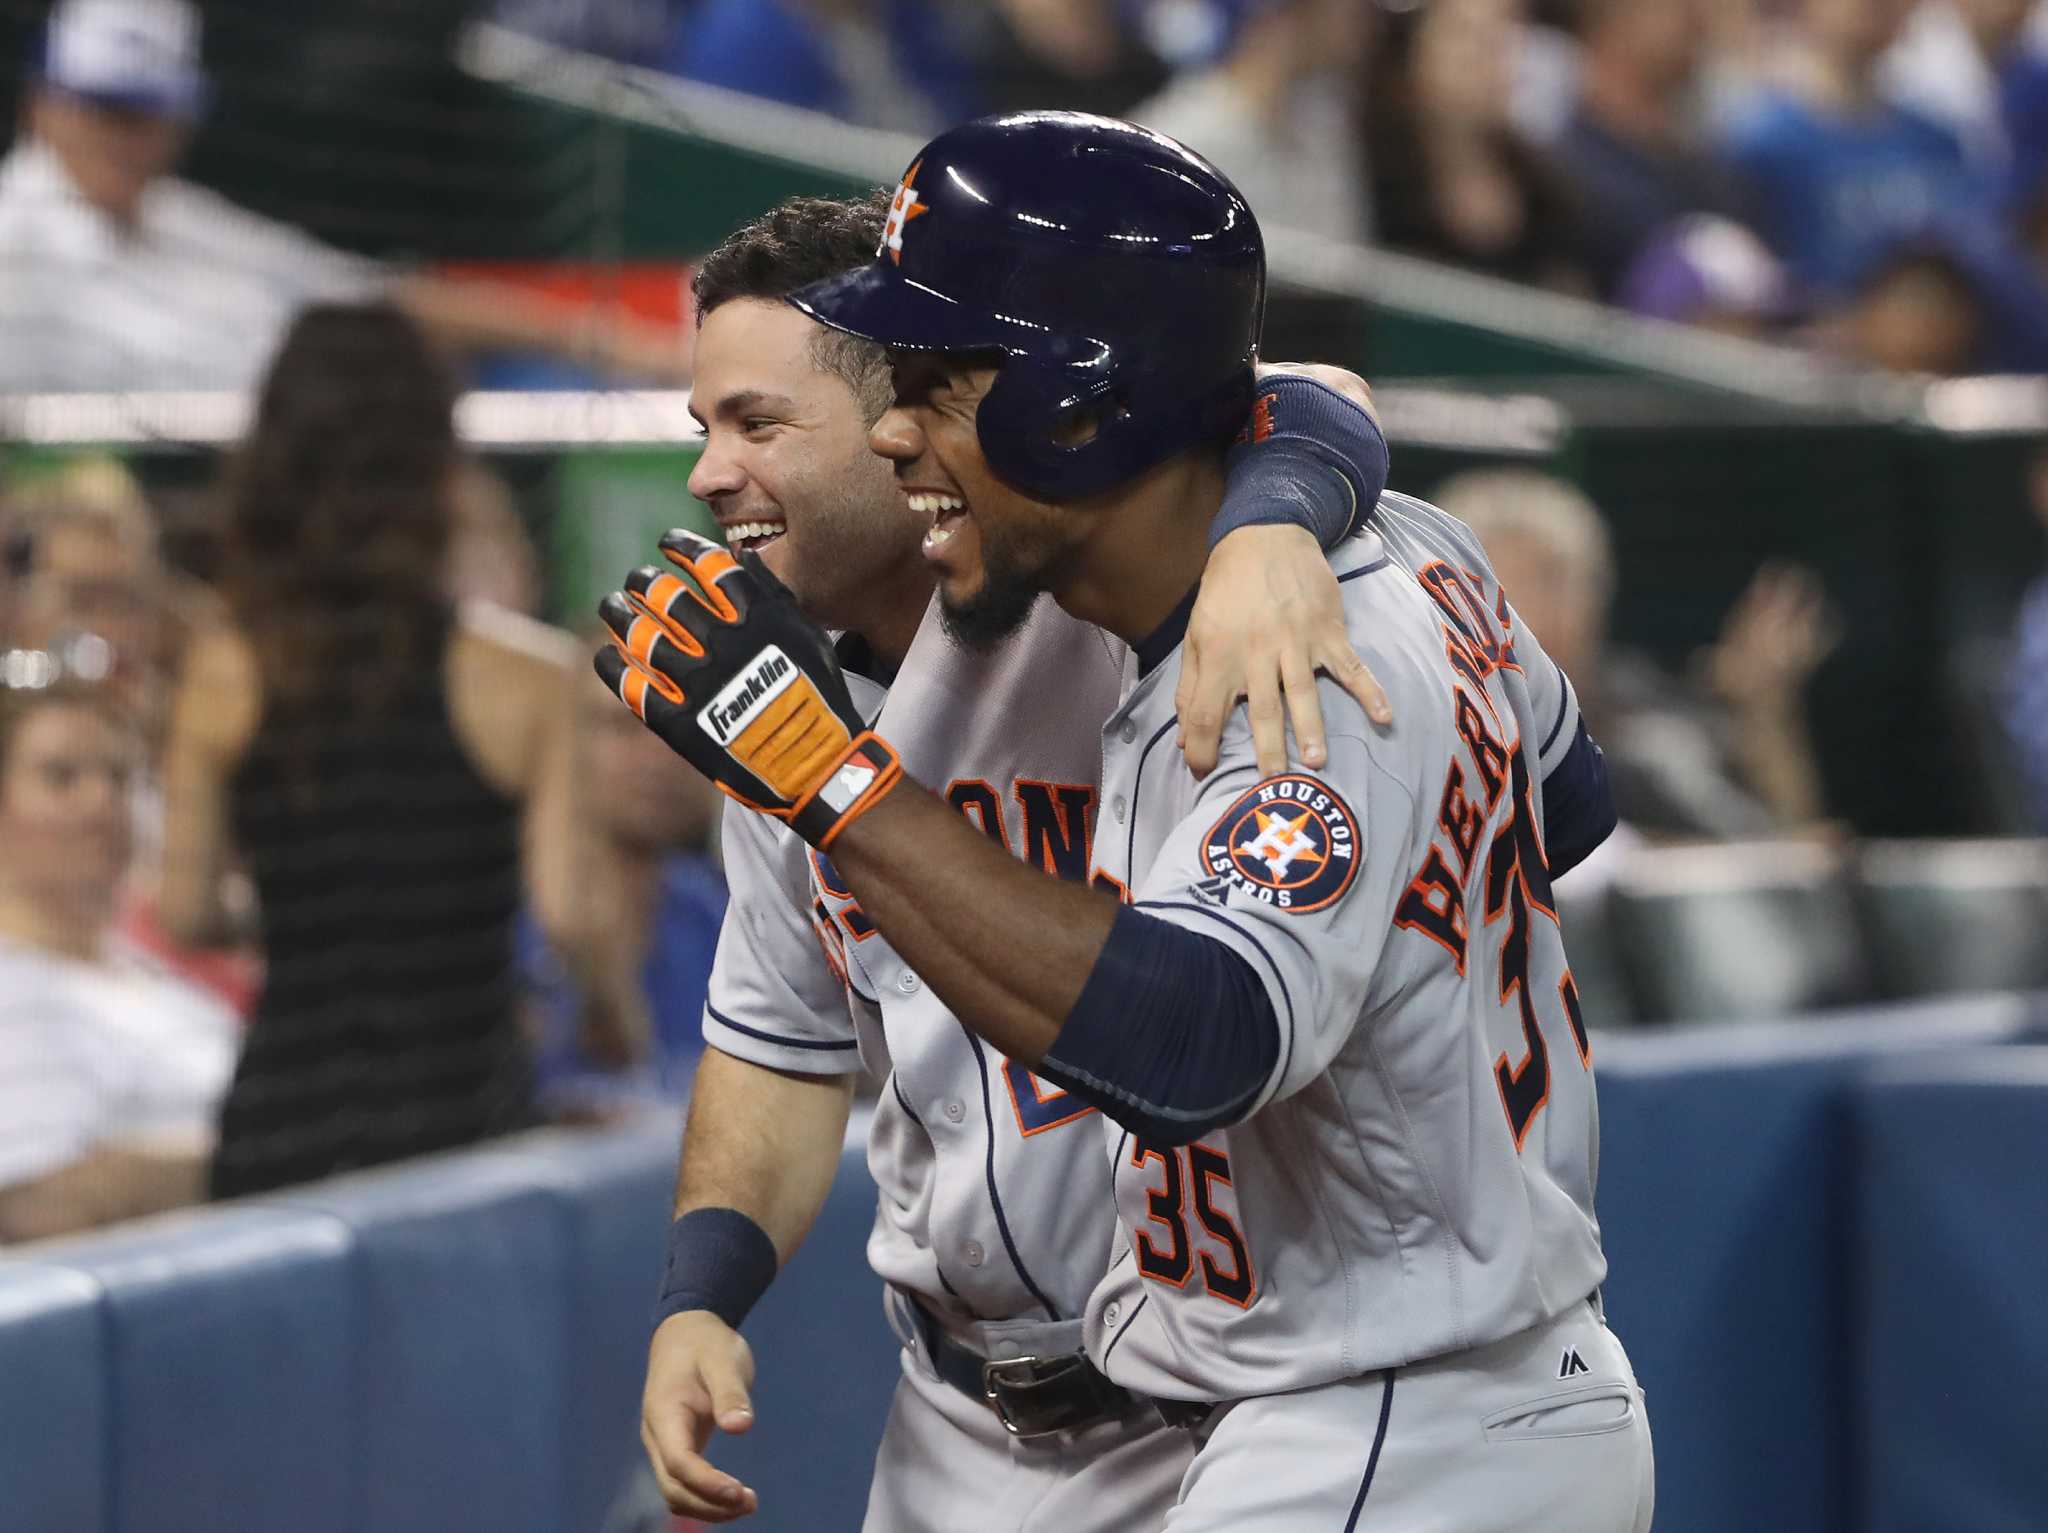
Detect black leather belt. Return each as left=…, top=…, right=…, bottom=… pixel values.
left=910, top=1298, right=1215, bottom=1439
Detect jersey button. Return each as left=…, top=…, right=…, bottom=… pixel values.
left=1104, top=1302, right=1120, bottom=1327
left=963, top=1241, right=985, bottom=1267
left=1119, top=720, right=1137, bottom=744
left=1112, top=796, right=1127, bottom=823
left=944, top=1100, right=965, bottom=1123
left=897, top=971, right=920, bottom=994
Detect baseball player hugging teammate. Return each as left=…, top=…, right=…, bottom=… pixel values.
left=603, top=113, right=1654, bottom=1530
left=613, top=146, right=1389, bottom=1528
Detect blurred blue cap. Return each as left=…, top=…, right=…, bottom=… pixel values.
left=38, top=0, right=208, bottom=118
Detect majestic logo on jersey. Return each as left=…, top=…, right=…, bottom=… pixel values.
left=879, top=159, right=931, bottom=266
left=1201, top=775, right=1360, bottom=912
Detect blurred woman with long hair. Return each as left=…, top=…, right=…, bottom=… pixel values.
left=161, top=302, right=581, bottom=1196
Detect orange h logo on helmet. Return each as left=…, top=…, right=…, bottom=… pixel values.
left=879, top=159, right=931, bottom=266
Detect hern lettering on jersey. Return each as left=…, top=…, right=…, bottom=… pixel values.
left=1201, top=775, right=1360, bottom=912
left=698, top=647, right=796, bottom=744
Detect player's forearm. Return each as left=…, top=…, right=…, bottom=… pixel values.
left=828, top=785, right=1118, bottom=1067
left=673, top=1046, right=854, bottom=1263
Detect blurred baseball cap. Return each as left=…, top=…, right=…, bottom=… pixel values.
left=37, top=0, right=207, bottom=118
left=1619, top=216, right=1798, bottom=330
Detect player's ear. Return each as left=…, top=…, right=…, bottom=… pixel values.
left=1049, top=396, right=1132, bottom=450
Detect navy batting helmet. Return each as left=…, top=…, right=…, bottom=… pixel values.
left=789, top=111, right=1266, bottom=502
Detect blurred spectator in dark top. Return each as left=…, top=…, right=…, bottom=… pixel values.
left=1559, top=0, right=1754, bottom=298
left=159, top=303, right=587, bottom=1197
left=970, top=0, right=1168, bottom=118
left=1441, top=470, right=1839, bottom=840
left=1716, top=0, right=1995, bottom=300
left=666, top=0, right=980, bottom=132
left=1619, top=213, right=1796, bottom=337
left=1366, top=0, right=1589, bottom=291
left=1133, top=0, right=1373, bottom=242
left=518, top=666, right=727, bottom=1121
left=0, top=676, right=234, bottom=1242
left=2003, top=450, right=2048, bottom=830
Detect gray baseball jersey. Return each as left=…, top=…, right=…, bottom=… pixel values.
left=1082, top=492, right=1608, bottom=1404
left=703, top=594, right=1135, bottom=1327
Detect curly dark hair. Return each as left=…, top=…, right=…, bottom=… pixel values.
left=692, top=192, right=895, bottom=421
left=219, top=302, right=460, bottom=717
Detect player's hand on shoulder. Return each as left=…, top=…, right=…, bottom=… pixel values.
left=642, top=1308, right=761, bottom=1520
left=1179, top=524, right=1393, bottom=780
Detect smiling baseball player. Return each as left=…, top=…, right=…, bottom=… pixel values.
left=623, top=190, right=1393, bottom=1528
left=600, top=112, right=1654, bottom=1530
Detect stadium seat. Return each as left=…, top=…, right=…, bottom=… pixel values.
left=0, top=1262, right=109, bottom=1532
left=510, top=1120, right=681, bottom=1533
left=1607, top=841, right=1871, bottom=1023
left=1854, top=1049, right=2048, bottom=1533
left=1855, top=839, right=2048, bottom=998
left=12, top=1206, right=358, bottom=1533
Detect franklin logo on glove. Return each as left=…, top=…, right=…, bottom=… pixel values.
left=700, top=648, right=796, bottom=744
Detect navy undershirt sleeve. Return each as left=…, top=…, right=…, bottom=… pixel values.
left=1542, top=719, right=1618, bottom=879
left=1038, top=905, right=1280, bottom=1148
left=1212, top=374, right=1390, bottom=550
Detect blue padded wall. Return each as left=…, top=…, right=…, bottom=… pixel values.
left=517, top=1121, right=682, bottom=1531
left=0, top=1263, right=109, bottom=1532
left=1591, top=997, right=2026, bottom=1533
left=1854, top=1049, right=2048, bottom=1533
left=6, top=1005, right=2042, bottom=1533
left=17, top=1207, right=357, bottom=1533
left=264, top=1152, right=579, bottom=1533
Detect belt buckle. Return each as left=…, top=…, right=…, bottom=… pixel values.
left=981, top=1354, right=1092, bottom=1440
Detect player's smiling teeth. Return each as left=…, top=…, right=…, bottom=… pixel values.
left=910, top=491, right=967, bottom=549
left=723, top=520, right=785, bottom=551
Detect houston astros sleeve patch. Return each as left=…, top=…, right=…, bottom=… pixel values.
left=1201, top=774, right=1362, bottom=913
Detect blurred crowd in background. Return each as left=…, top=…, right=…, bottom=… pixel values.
left=1, top=0, right=2046, bottom=1244
left=510, top=0, right=2048, bottom=376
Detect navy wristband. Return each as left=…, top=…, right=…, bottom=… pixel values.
left=654, top=1207, right=779, bottom=1332
left=1213, top=375, right=1390, bottom=549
